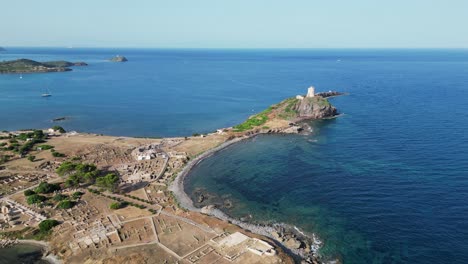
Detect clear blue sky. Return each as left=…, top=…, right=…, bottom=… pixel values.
left=1, top=0, right=467, bottom=48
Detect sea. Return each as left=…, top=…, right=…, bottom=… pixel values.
left=0, top=243, right=48, bottom=264
left=1, top=48, right=468, bottom=263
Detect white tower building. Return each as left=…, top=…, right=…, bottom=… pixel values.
left=306, top=86, right=315, bottom=98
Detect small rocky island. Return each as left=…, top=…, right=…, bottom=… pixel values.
left=109, top=55, right=128, bottom=62
left=0, top=47, right=5, bottom=52
left=0, top=59, right=87, bottom=74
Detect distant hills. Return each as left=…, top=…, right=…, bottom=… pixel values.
left=0, top=47, right=5, bottom=52
left=0, top=59, right=87, bottom=74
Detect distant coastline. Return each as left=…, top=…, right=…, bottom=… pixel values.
left=0, top=59, right=87, bottom=74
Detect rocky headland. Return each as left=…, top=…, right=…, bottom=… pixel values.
left=0, top=59, right=87, bottom=74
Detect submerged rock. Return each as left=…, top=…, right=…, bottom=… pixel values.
left=197, top=194, right=205, bottom=203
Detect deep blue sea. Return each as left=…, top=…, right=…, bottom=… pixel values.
left=2, top=48, right=468, bottom=263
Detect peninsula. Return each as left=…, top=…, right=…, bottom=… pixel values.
left=0, top=87, right=341, bottom=264
left=0, top=59, right=87, bottom=74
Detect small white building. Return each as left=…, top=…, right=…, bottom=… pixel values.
left=137, top=154, right=152, bottom=161
left=296, top=95, right=304, bottom=100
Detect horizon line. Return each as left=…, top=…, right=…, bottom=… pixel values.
left=2, top=46, right=468, bottom=50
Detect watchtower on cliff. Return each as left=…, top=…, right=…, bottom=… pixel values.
left=306, top=86, right=315, bottom=98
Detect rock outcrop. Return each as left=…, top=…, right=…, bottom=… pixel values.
left=315, top=91, right=345, bottom=98
left=293, top=96, right=338, bottom=120
left=109, top=55, right=128, bottom=62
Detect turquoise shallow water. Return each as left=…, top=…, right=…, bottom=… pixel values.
left=2, top=48, right=468, bottom=263
left=0, top=244, right=48, bottom=264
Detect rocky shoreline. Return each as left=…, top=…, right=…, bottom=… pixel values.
left=169, top=129, right=326, bottom=264
left=0, top=239, right=61, bottom=264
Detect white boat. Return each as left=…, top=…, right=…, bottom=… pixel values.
left=41, top=87, right=52, bottom=97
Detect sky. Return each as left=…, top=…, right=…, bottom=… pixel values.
left=1, top=0, right=467, bottom=48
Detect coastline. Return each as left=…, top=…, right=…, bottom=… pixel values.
left=12, top=240, right=61, bottom=264
left=1, top=90, right=342, bottom=264
left=169, top=132, right=324, bottom=262
left=169, top=135, right=250, bottom=212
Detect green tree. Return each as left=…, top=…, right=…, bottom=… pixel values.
left=57, top=200, right=74, bottom=209
left=56, top=161, right=77, bottom=176
left=26, top=194, right=47, bottom=204
left=95, top=173, right=119, bottom=191
left=38, top=219, right=59, bottom=232
left=24, top=189, right=35, bottom=196
left=64, top=175, right=80, bottom=188
left=27, top=155, right=35, bottom=162
left=32, top=130, right=46, bottom=140
left=35, top=182, right=60, bottom=194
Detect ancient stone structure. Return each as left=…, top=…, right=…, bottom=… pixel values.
left=306, top=86, right=315, bottom=98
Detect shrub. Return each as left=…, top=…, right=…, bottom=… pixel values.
left=109, top=202, right=123, bottom=210
left=52, top=126, right=66, bottom=133
left=51, top=150, right=65, bottom=157
left=72, top=191, right=84, bottom=199
left=53, top=194, right=67, bottom=202
left=37, top=144, right=54, bottom=150
left=27, top=155, right=35, bottom=162
left=38, top=219, right=59, bottom=232
left=24, top=189, right=36, bottom=196
left=0, top=155, right=9, bottom=164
